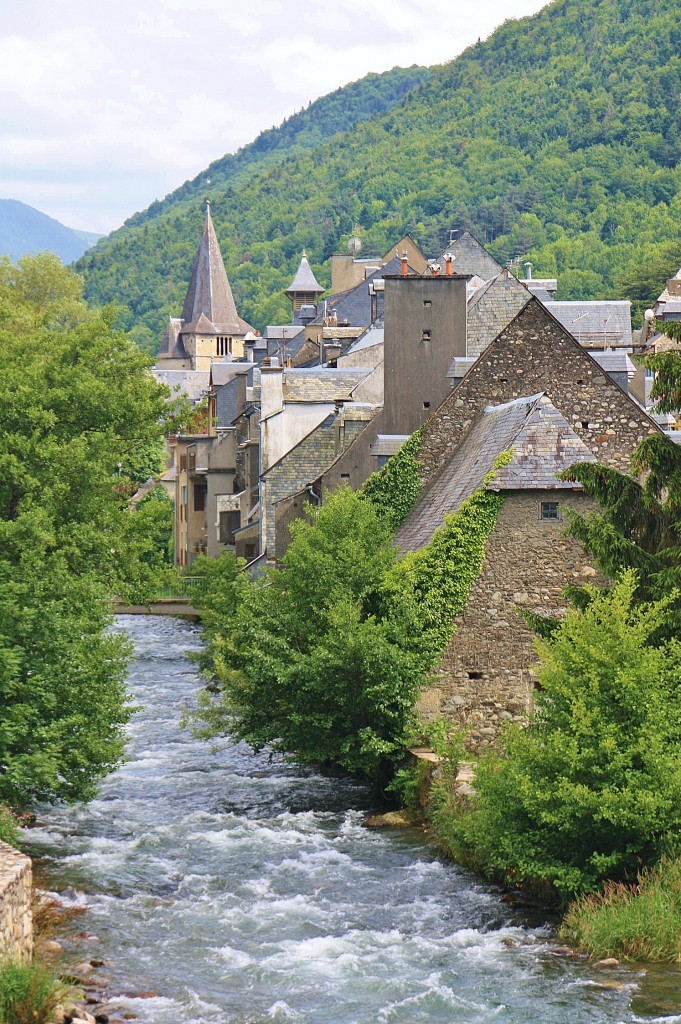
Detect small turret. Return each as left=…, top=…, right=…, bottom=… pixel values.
left=285, top=251, right=324, bottom=317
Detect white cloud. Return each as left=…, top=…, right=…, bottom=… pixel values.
left=0, top=0, right=550, bottom=232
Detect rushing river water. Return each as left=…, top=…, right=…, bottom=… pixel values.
left=27, top=615, right=681, bottom=1024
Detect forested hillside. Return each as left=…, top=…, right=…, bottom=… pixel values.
left=78, top=0, right=681, bottom=351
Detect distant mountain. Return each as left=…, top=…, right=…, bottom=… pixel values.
left=0, top=199, right=102, bottom=264
left=78, top=0, right=681, bottom=349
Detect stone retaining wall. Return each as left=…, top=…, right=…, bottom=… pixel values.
left=0, top=841, right=32, bottom=961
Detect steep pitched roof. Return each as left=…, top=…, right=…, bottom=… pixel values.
left=465, top=269, right=531, bottom=359
left=157, top=317, right=188, bottom=360
left=441, top=230, right=504, bottom=281
left=395, top=394, right=595, bottom=554
left=285, top=251, right=324, bottom=297
left=547, top=301, right=632, bottom=347
left=181, top=204, right=252, bottom=335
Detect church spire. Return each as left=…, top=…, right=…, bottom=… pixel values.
left=181, top=201, right=246, bottom=334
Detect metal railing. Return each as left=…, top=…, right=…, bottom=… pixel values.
left=154, top=577, right=207, bottom=601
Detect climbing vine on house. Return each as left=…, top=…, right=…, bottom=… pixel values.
left=388, top=454, right=512, bottom=667
left=360, top=428, right=423, bottom=531
left=190, top=451, right=510, bottom=785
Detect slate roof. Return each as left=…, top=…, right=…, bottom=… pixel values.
left=152, top=369, right=210, bottom=403
left=158, top=318, right=188, bottom=360
left=489, top=395, right=597, bottom=491
left=589, top=351, right=636, bottom=375
left=209, top=361, right=238, bottom=387
left=395, top=394, right=595, bottom=554
left=374, top=435, right=411, bottom=456
left=547, top=301, right=632, bottom=347
left=344, top=325, right=384, bottom=354
left=440, top=230, right=504, bottom=280
left=181, top=204, right=253, bottom=335
left=285, top=255, right=408, bottom=361
left=465, top=269, right=531, bottom=359
left=282, top=367, right=372, bottom=403
left=285, top=251, right=324, bottom=297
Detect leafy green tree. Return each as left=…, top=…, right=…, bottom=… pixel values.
left=0, top=256, right=171, bottom=804
left=190, top=489, right=425, bottom=783
left=450, top=575, right=681, bottom=902
left=563, top=334, right=681, bottom=634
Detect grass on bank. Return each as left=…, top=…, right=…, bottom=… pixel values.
left=561, top=857, right=681, bottom=962
left=0, top=958, right=65, bottom=1024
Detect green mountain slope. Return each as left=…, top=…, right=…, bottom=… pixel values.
left=78, top=0, right=681, bottom=349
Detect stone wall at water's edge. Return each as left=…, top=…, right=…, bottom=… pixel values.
left=0, top=840, right=32, bottom=960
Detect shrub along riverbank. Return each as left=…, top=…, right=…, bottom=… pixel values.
left=189, top=389, right=681, bottom=961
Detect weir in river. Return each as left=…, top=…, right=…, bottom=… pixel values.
left=27, top=616, right=680, bottom=1023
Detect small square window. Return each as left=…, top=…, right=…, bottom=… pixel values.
left=423, top=401, right=431, bottom=409
left=423, top=300, right=432, bottom=308
left=541, top=501, right=559, bottom=521
left=422, top=329, right=432, bottom=342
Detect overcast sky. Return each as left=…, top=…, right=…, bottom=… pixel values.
left=1, top=0, right=550, bottom=234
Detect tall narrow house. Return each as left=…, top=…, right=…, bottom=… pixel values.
left=156, top=201, right=255, bottom=371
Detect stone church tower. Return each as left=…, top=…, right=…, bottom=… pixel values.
left=156, top=201, right=255, bottom=371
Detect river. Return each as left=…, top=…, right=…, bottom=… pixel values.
left=27, top=615, right=681, bottom=1024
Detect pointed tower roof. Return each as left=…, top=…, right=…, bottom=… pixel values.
left=285, top=251, right=324, bottom=298
left=181, top=201, right=252, bottom=334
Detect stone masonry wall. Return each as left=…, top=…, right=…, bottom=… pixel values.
left=419, top=299, right=659, bottom=484
left=420, top=489, right=608, bottom=747
left=0, top=841, right=32, bottom=960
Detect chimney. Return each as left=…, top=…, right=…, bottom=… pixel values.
left=444, top=252, right=454, bottom=276
left=401, top=250, right=409, bottom=277
left=260, top=359, right=284, bottom=419
left=524, top=261, right=533, bottom=281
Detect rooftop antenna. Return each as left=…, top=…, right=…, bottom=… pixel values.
left=572, top=310, right=589, bottom=346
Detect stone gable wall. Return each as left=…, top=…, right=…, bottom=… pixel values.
left=421, top=490, right=608, bottom=747
left=0, top=841, right=32, bottom=960
left=419, top=299, right=659, bottom=485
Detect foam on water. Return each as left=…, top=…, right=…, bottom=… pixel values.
left=27, top=615, right=680, bottom=1024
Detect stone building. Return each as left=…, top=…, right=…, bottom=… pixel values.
left=398, top=297, right=660, bottom=743
left=155, top=201, right=255, bottom=372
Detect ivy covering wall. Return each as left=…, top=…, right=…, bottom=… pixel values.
left=359, top=429, right=423, bottom=532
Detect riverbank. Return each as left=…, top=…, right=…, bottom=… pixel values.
left=23, top=615, right=681, bottom=1023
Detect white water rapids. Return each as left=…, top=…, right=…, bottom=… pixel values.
left=27, top=615, right=681, bottom=1023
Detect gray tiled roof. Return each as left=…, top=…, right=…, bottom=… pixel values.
left=395, top=394, right=594, bottom=554
left=440, top=230, right=504, bottom=280
left=465, top=270, right=531, bottom=359
left=209, top=361, right=238, bottom=387
left=181, top=205, right=253, bottom=335
left=589, top=351, right=636, bottom=374
left=282, top=366, right=372, bottom=403
left=345, top=325, right=384, bottom=354
left=489, top=396, right=596, bottom=491
left=547, top=301, right=632, bottom=347
left=374, top=435, right=410, bottom=456
left=286, top=255, right=406, bottom=361
left=285, top=252, right=324, bottom=296
left=158, top=317, right=188, bottom=360
left=152, top=369, right=210, bottom=403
